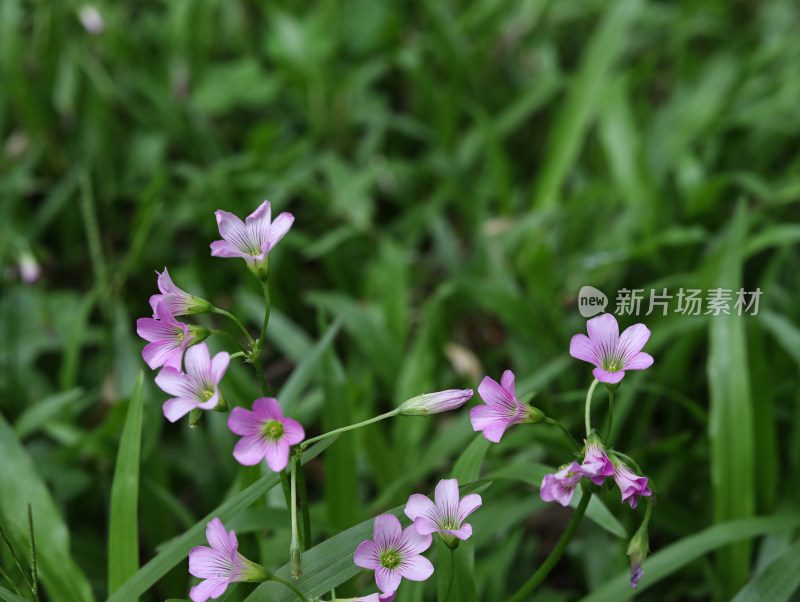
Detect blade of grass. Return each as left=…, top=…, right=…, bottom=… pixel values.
left=730, top=539, right=800, bottom=602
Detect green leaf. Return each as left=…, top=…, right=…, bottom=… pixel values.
left=0, top=412, right=94, bottom=602
left=106, top=438, right=337, bottom=602
left=108, top=372, right=144, bottom=597
left=13, top=387, right=86, bottom=440
left=581, top=515, right=800, bottom=601
left=451, top=435, right=490, bottom=484
left=436, top=538, right=479, bottom=602
left=730, top=539, right=800, bottom=602
left=0, top=586, right=31, bottom=602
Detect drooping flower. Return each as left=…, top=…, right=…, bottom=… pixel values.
left=137, top=302, right=193, bottom=370
left=210, top=200, right=294, bottom=278
left=540, top=462, right=585, bottom=507
left=610, top=457, right=652, bottom=509
left=354, top=514, right=434, bottom=594
left=149, top=267, right=212, bottom=317
left=627, top=522, right=649, bottom=589
left=579, top=433, right=615, bottom=485
left=155, top=342, right=230, bottom=422
left=188, top=518, right=268, bottom=602
left=398, top=389, right=474, bottom=416
left=569, top=313, right=654, bottom=384
left=404, top=479, right=481, bottom=547
left=227, top=398, right=304, bottom=472
left=469, top=370, right=544, bottom=443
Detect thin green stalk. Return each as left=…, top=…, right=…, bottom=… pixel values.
left=208, top=329, right=248, bottom=353
left=444, top=548, right=456, bottom=602
left=297, top=462, right=311, bottom=551
left=545, top=417, right=581, bottom=453
left=584, top=378, right=599, bottom=436
left=27, top=506, right=39, bottom=602
left=212, top=308, right=255, bottom=346
left=289, top=457, right=302, bottom=578
left=299, top=409, right=401, bottom=450
left=254, top=279, right=271, bottom=397
left=270, top=573, right=309, bottom=602
left=259, top=278, right=271, bottom=351
left=603, top=388, right=615, bottom=444
left=0, top=523, right=34, bottom=593
left=508, top=489, right=592, bottom=602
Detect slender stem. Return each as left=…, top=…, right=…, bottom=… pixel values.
left=584, top=378, right=599, bottom=437
left=230, top=351, right=245, bottom=359
left=28, top=506, right=39, bottom=602
left=270, top=573, right=309, bottom=602
left=208, top=329, right=248, bottom=353
left=508, top=489, right=592, bottom=602
left=254, top=279, right=271, bottom=397
left=259, top=279, right=271, bottom=350
left=289, top=456, right=302, bottom=578
left=297, top=463, right=311, bottom=551
left=545, top=417, right=581, bottom=453
left=299, top=409, right=401, bottom=450
left=212, top=308, right=255, bottom=346
left=444, top=547, right=456, bottom=602
left=280, top=471, right=292, bottom=517
left=603, top=389, right=615, bottom=444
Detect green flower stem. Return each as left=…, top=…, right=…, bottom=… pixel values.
left=508, top=489, right=592, bottom=602
left=584, top=378, right=599, bottom=437
left=208, top=329, right=249, bottom=353
left=289, top=456, right=302, bottom=578
left=255, top=279, right=271, bottom=397
left=212, top=308, right=255, bottom=346
left=545, top=417, right=581, bottom=453
left=270, top=572, right=309, bottom=602
left=299, top=409, right=401, bottom=450
left=259, top=278, right=271, bottom=353
left=229, top=351, right=245, bottom=359
left=297, top=462, right=311, bottom=551
left=603, top=388, right=615, bottom=444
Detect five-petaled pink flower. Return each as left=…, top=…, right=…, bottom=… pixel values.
left=228, top=398, right=304, bottom=472
left=579, top=433, right=615, bottom=485
left=155, top=342, right=230, bottom=422
left=611, top=458, right=652, bottom=509
left=540, top=462, right=585, bottom=507
left=470, top=370, right=542, bottom=442
left=210, top=200, right=294, bottom=276
left=570, top=313, right=654, bottom=384
left=188, top=518, right=267, bottom=602
left=404, top=478, right=482, bottom=546
left=149, top=267, right=211, bottom=318
left=137, top=302, right=192, bottom=370
left=354, top=514, right=434, bottom=594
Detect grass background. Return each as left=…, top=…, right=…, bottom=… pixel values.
left=2, top=0, right=800, bottom=600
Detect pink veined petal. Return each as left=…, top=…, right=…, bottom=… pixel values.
left=540, top=474, right=576, bottom=507
left=210, top=240, right=242, bottom=258
left=263, top=437, right=291, bottom=472
left=625, top=352, right=654, bottom=371
left=157, top=267, right=179, bottom=294
left=162, top=397, right=198, bottom=423
left=136, top=317, right=175, bottom=342
left=592, top=367, right=626, bottom=384
left=184, top=343, right=211, bottom=378
left=434, top=479, right=460, bottom=511
left=397, top=524, right=432, bottom=556
left=448, top=523, right=473, bottom=541
left=149, top=295, right=161, bottom=317
left=252, top=398, right=283, bottom=420
left=457, top=494, right=482, bottom=521
left=265, top=212, right=294, bottom=252
left=216, top=210, right=246, bottom=241
left=375, top=566, right=402, bottom=595
left=154, top=299, right=180, bottom=323
left=142, top=341, right=179, bottom=370
left=210, top=351, right=230, bottom=384
left=353, top=540, right=380, bottom=570
left=477, top=376, right=516, bottom=411
left=232, top=435, right=268, bottom=466
left=397, top=554, right=434, bottom=582
left=190, top=578, right=228, bottom=602
left=617, top=323, right=651, bottom=362
left=468, top=404, right=507, bottom=432
left=586, top=313, right=619, bottom=360
left=373, top=514, right=402, bottom=551
left=411, top=516, right=437, bottom=536
left=246, top=201, right=272, bottom=252
left=227, top=407, right=261, bottom=436
left=155, top=368, right=194, bottom=397
left=500, top=369, right=516, bottom=397
left=245, top=200, right=271, bottom=225
left=188, top=546, right=221, bottom=579
left=481, top=421, right=511, bottom=443
left=404, top=493, right=436, bottom=522
left=281, top=417, right=305, bottom=445
left=569, top=333, right=600, bottom=366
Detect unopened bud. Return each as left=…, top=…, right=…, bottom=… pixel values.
left=398, top=389, right=474, bottom=416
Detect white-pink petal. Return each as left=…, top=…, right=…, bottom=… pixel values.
left=185, top=343, right=211, bottom=376
left=373, top=515, right=402, bottom=551
left=457, top=493, right=482, bottom=520
left=266, top=212, right=294, bottom=252
left=210, top=351, right=230, bottom=383
left=592, top=367, right=625, bottom=384
left=617, top=323, right=651, bottom=361
left=163, top=397, right=198, bottom=423
left=252, top=397, right=283, bottom=420
left=434, top=479, right=459, bottom=510
left=232, top=434, right=268, bottom=465
left=375, top=566, right=402, bottom=595
left=397, top=524, right=432, bottom=556
left=263, top=438, right=290, bottom=472
left=398, top=554, right=434, bottom=582
left=354, top=540, right=380, bottom=570
left=404, top=493, right=436, bottom=522
left=500, top=369, right=515, bottom=395
left=210, top=240, right=241, bottom=258
left=281, top=417, right=305, bottom=445
left=625, top=352, right=654, bottom=371
left=189, top=578, right=228, bottom=602
left=569, top=333, right=600, bottom=365
left=227, top=408, right=261, bottom=436
left=477, top=376, right=513, bottom=410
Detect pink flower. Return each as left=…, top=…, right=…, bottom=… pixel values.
left=579, top=434, right=615, bottom=486
left=346, top=593, right=396, bottom=602
left=354, top=514, right=434, bottom=594
left=149, top=268, right=211, bottom=317
left=155, top=343, right=230, bottom=422
left=137, top=302, right=192, bottom=370
left=398, top=389, right=474, bottom=416
left=188, top=518, right=267, bottom=602
left=569, top=313, right=654, bottom=384
left=210, top=200, right=294, bottom=277
left=540, top=462, right=585, bottom=507
left=470, top=370, right=543, bottom=442
left=611, top=459, right=652, bottom=509
left=227, top=398, right=304, bottom=472
left=404, top=479, right=481, bottom=546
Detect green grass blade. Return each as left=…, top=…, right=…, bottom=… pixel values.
left=105, top=437, right=336, bottom=602
left=108, top=372, right=145, bottom=597
left=730, top=539, right=800, bottom=602
left=451, top=435, right=490, bottom=484
left=531, top=0, right=643, bottom=209
left=0, top=585, right=30, bottom=602
left=0, top=412, right=94, bottom=602
left=581, top=515, right=800, bottom=602
left=706, top=202, right=754, bottom=596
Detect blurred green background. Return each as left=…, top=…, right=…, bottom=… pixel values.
left=2, top=0, right=800, bottom=600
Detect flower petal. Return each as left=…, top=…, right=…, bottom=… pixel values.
left=500, top=370, right=516, bottom=396
left=398, top=524, right=432, bottom=556
left=281, top=417, right=305, bottom=445
left=404, top=493, right=436, bottom=522
left=434, top=479, right=459, bottom=512
left=143, top=342, right=180, bottom=371
left=449, top=523, right=473, bottom=540
left=162, top=397, right=198, bottom=422
left=457, top=494, right=482, bottom=521
left=411, top=516, right=437, bottom=536
left=477, top=376, right=515, bottom=411
left=264, top=437, right=291, bottom=472
left=592, top=367, right=625, bottom=384
left=265, top=212, right=294, bottom=252
left=155, top=368, right=192, bottom=397
left=216, top=210, right=247, bottom=246
left=569, top=333, right=600, bottom=366
left=189, top=578, right=228, bottom=602
left=354, top=540, right=380, bottom=570
left=586, top=313, right=619, bottom=359
left=373, top=514, right=402, bottom=551
left=468, top=404, right=506, bottom=432
left=232, top=434, right=268, bottom=465
left=625, top=351, right=654, bottom=371
left=136, top=317, right=174, bottom=343
left=188, top=547, right=222, bottom=579
left=617, top=323, right=651, bottom=362
left=184, top=343, right=211, bottom=377
left=228, top=408, right=261, bottom=436
left=397, top=554, right=434, bottom=582
left=210, top=240, right=242, bottom=258
left=252, top=398, right=283, bottom=420
left=205, top=517, right=236, bottom=556
left=481, top=421, right=510, bottom=443
left=375, top=567, right=401, bottom=595
left=210, top=351, right=230, bottom=383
